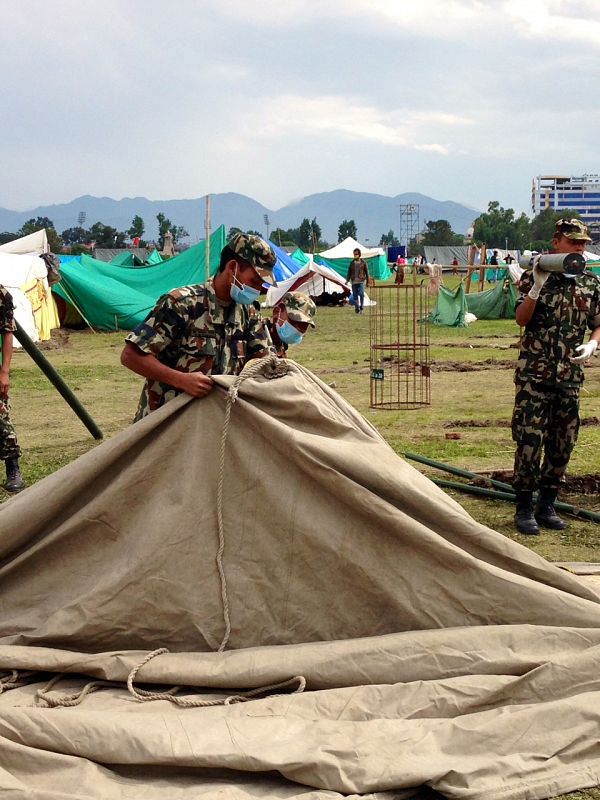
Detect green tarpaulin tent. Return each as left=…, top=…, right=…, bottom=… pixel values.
left=146, top=249, right=164, bottom=265
left=428, top=274, right=518, bottom=327
left=54, top=227, right=226, bottom=331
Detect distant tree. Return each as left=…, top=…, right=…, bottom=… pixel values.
left=69, top=243, right=92, bottom=256
left=297, top=219, right=312, bottom=251
left=379, top=229, right=399, bottom=247
left=338, top=219, right=357, bottom=242
left=157, top=213, right=189, bottom=248
left=296, top=217, right=323, bottom=252
left=420, top=219, right=464, bottom=246
left=270, top=227, right=296, bottom=248
left=19, top=216, right=55, bottom=236
left=61, top=226, right=90, bottom=246
left=528, top=207, right=581, bottom=250
left=19, top=217, right=63, bottom=253
left=0, top=232, right=18, bottom=245
left=89, top=222, right=127, bottom=249
left=472, top=201, right=530, bottom=250
left=128, top=215, right=145, bottom=241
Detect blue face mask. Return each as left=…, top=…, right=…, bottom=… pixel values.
left=230, top=264, right=261, bottom=305
left=231, top=283, right=260, bottom=305
left=277, top=319, right=303, bottom=345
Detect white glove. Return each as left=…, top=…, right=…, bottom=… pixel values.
left=570, top=340, right=599, bottom=363
left=528, top=258, right=549, bottom=300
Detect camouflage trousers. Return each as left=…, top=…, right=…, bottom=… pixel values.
left=512, top=380, right=579, bottom=492
left=0, top=395, right=21, bottom=460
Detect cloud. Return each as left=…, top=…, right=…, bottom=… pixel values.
left=235, top=95, right=472, bottom=154
left=503, top=0, right=600, bottom=45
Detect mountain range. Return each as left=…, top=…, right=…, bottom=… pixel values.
left=0, top=190, right=481, bottom=245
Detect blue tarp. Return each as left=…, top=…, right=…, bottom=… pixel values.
left=268, top=241, right=300, bottom=283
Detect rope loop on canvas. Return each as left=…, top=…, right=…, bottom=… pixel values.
left=215, top=354, right=289, bottom=652
left=126, top=647, right=306, bottom=707
left=0, top=669, right=38, bottom=694
left=35, top=673, right=123, bottom=708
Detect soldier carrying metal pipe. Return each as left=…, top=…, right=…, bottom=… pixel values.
left=512, top=218, right=600, bottom=536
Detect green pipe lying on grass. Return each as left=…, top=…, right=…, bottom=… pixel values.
left=404, top=451, right=514, bottom=492
left=404, top=452, right=600, bottom=525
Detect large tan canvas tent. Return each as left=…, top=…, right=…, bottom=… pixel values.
left=1, top=358, right=600, bottom=798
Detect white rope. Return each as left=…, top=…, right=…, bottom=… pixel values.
left=215, top=355, right=289, bottom=651
left=125, top=647, right=306, bottom=707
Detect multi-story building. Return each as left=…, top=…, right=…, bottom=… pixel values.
left=531, top=174, right=600, bottom=242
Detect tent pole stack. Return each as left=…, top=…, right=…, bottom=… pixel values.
left=369, top=275, right=431, bottom=409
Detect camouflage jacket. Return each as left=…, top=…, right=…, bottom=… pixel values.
left=126, top=280, right=272, bottom=420
left=0, top=286, right=16, bottom=334
left=515, top=269, right=600, bottom=388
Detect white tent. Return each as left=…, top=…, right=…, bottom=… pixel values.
left=0, top=229, right=49, bottom=255
left=265, top=256, right=375, bottom=307
left=0, top=253, right=56, bottom=346
left=266, top=258, right=349, bottom=305
left=319, top=236, right=384, bottom=260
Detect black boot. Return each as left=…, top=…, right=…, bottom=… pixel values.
left=514, top=490, right=540, bottom=535
left=535, top=488, right=566, bottom=530
left=4, top=457, right=25, bottom=493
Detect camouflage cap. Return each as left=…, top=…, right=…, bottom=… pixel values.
left=555, top=218, right=592, bottom=242
left=228, top=232, right=277, bottom=285
left=280, top=291, right=316, bottom=328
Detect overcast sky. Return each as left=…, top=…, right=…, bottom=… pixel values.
left=1, top=0, right=598, bottom=216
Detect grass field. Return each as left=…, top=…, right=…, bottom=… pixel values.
left=8, top=277, right=599, bottom=565
left=4, top=278, right=600, bottom=799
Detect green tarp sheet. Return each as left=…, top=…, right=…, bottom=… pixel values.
left=146, top=249, right=164, bottom=265
left=429, top=275, right=518, bottom=326
left=466, top=276, right=518, bottom=320
left=53, top=227, right=226, bottom=331
left=428, top=283, right=468, bottom=327
left=110, top=252, right=145, bottom=267
left=315, top=252, right=391, bottom=281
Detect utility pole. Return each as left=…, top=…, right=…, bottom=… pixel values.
left=205, top=195, right=211, bottom=281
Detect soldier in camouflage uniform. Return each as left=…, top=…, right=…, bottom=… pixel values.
left=121, top=232, right=277, bottom=422
left=265, top=292, right=316, bottom=358
left=0, top=286, right=25, bottom=493
left=512, top=219, right=600, bottom=535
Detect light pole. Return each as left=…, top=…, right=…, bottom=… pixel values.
left=264, top=214, right=270, bottom=241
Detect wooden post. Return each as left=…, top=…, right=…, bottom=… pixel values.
left=204, top=194, right=211, bottom=281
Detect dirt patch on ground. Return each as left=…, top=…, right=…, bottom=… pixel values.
left=432, top=359, right=516, bottom=371
left=487, top=470, right=600, bottom=495
left=444, top=417, right=600, bottom=429
left=318, top=358, right=598, bottom=376
left=438, top=342, right=518, bottom=350
left=36, top=328, right=71, bottom=350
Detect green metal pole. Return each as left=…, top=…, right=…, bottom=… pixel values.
left=404, top=450, right=514, bottom=493
left=404, top=452, right=600, bottom=524
left=13, top=321, right=103, bottom=440
left=432, top=478, right=516, bottom=501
